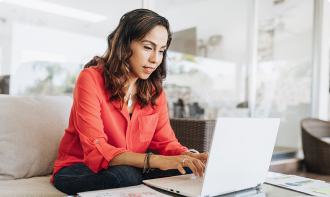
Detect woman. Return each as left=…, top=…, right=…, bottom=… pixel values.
left=52, top=9, right=209, bottom=195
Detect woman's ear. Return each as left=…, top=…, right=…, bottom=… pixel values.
left=126, top=47, right=132, bottom=57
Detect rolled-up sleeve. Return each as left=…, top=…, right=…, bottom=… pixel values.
left=148, top=91, right=188, bottom=156
left=73, top=69, right=128, bottom=173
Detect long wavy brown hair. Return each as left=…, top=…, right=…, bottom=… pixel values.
left=84, top=9, right=172, bottom=109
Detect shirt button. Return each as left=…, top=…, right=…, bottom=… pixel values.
left=95, top=140, right=99, bottom=143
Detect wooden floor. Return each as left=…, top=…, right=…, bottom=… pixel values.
left=269, top=147, right=330, bottom=182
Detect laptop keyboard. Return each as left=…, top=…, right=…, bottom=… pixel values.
left=166, top=177, right=203, bottom=193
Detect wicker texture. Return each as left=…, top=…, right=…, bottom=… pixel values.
left=301, top=118, right=330, bottom=175
left=170, top=118, right=216, bottom=153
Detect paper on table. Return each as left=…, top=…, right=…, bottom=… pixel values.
left=77, top=184, right=171, bottom=197
left=266, top=175, right=319, bottom=186
left=314, top=187, right=330, bottom=195
left=291, top=181, right=330, bottom=196
left=266, top=175, right=330, bottom=196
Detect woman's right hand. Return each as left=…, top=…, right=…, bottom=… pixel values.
left=150, top=155, right=206, bottom=177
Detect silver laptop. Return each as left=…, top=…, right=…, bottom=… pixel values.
left=143, top=118, right=280, bottom=197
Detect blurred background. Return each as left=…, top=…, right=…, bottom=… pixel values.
left=0, top=0, right=329, bottom=174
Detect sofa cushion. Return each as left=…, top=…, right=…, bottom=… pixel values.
left=0, top=95, right=72, bottom=180
left=0, top=175, right=67, bottom=197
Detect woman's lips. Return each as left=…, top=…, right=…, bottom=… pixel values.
left=143, top=66, right=155, bottom=74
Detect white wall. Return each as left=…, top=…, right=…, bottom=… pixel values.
left=274, top=31, right=313, bottom=61
left=0, top=36, right=12, bottom=75
left=0, top=18, right=12, bottom=75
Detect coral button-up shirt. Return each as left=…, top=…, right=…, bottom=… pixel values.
left=51, top=66, right=187, bottom=182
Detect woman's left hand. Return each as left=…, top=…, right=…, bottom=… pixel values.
left=187, top=152, right=209, bottom=165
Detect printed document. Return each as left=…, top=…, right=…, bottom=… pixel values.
left=266, top=174, right=330, bottom=196
left=77, top=184, right=170, bottom=197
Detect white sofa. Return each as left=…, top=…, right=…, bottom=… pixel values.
left=0, top=95, right=73, bottom=197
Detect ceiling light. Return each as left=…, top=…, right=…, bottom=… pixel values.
left=2, top=0, right=108, bottom=23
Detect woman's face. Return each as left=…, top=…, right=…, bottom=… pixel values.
left=129, top=25, right=168, bottom=80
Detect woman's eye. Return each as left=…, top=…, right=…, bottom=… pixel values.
left=159, top=51, right=165, bottom=54
left=144, top=46, right=152, bottom=50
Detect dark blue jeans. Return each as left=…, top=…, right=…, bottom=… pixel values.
left=53, top=163, right=192, bottom=195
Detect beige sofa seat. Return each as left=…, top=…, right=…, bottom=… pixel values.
left=0, top=95, right=73, bottom=196
left=0, top=175, right=66, bottom=197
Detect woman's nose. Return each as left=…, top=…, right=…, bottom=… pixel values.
left=149, top=51, right=161, bottom=64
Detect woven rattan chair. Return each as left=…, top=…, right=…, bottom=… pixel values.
left=170, top=118, right=216, bottom=153
left=0, top=75, right=10, bottom=94
left=147, top=118, right=216, bottom=154
left=301, top=118, right=330, bottom=175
